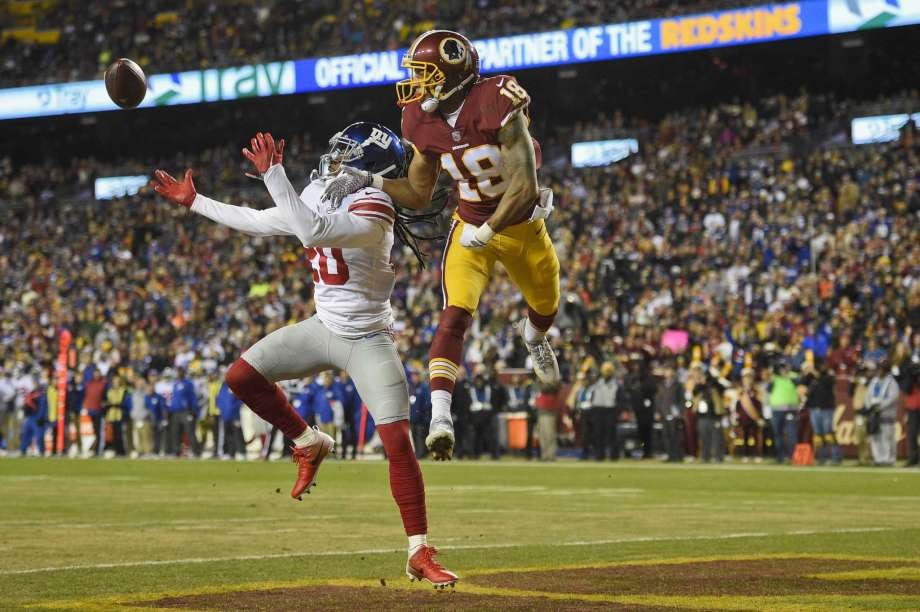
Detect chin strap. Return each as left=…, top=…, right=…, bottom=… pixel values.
left=421, top=73, right=475, bottom=113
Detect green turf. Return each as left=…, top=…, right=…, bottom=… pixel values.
left=1, top=457, right=919, bottom=609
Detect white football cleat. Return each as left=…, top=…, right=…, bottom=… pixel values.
left=519, top=320, right=560, bottom=385
left=425, top=417, right=454, bottom=461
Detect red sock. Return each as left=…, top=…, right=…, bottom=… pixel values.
left=377, top=420, right=427, bottom=536
left=527, top=306, right=557, bottom=332
left=429, top=306, right=472, bottom=393
left=225, top=358, right=307, bottom=440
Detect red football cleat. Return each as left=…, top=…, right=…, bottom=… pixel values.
left=290, top=429, right=335, bottom=500
left=406, top=546, right=458, bottom=589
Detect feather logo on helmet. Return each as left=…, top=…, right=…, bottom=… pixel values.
left=438, top=38, right=467, bottom=65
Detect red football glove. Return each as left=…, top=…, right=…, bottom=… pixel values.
left=150, top=169, right=196, bottom=208
left=242, top=132, right=284, bottom=175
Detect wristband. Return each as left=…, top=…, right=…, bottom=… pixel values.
left=474, top=223, right=496, bottom=244
left=370, top=173, right=384, bottom=190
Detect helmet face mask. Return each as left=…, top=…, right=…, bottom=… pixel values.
left=311, top=122, right=406, bottom=187
left=396, top=30, right=479, bottom=111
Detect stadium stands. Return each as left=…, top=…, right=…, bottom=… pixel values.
left=1, top=0, right=761, bottom=87
left=1, top=83, right=918, bottom=460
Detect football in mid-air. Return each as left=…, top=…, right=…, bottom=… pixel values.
left=104, top=58, right=147, bottom=109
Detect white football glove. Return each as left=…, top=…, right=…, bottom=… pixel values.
left=459, top=222, right=496, bottom=249
left=321, top=165, right=373, bottom=209
left=528, top=187, right=555, bottom=222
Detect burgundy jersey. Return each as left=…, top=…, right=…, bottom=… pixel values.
left=401, top=75, right=541, bottom=226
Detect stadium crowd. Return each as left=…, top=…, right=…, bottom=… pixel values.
left=1, top=0, right=761, bottom=87
left=1, top=86, right=919, bottom=466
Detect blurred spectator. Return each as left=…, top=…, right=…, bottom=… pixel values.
left=145, top=372, right=169, bottom=456
left=0, top=369, right=15, bottom=454
left=466, top=369, right=504, bottom=460
left=19, top=379, right=47, bottom=456
left=690, top=365, right=725, bottom=463
left=900, top=351, right=920, bottom=467
left=574, top=370, right=595, bottom=460
left=198, top=367, right=223, bottom=459
left=168, top=366, right=199, bottom=457
left=216, top=377, right=245, bottom=459
left=104, top=374, right=129, bottom=456
left=622, top=355, right=656, bottom=459
left=851, top=365, right=873, bottom=466
left=130, top=371, right=154, bottom=458
left=654, top=361, right=684, bottom=463
left=83, top=369, right=107, bottom=457
left=535, top=383, right=561, bottom=461
left=337, top=371, right=362, bottom=460
left=802, top=358, right=840, bottom=464
left=408, top=368, right=431, bottom=459
left=734, top=368, right=765, bottom=463
left=866, top=358, right=899, bottom=466
left=768, top=360, right=799, bottom=464
left=589, top=361, right=620, bottom=461
left=450, top=371, right=473, bottom=459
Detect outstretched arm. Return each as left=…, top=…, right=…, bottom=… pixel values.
left=150, top=169, right=293, bottom=237
left=263, top=164, right=386, bottom=248
left=191, top=195, right=294, bottom=237
left=243, top=132, right=387, bottom=249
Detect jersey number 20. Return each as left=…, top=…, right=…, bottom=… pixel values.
left=305, top=247, right=350, bottom=286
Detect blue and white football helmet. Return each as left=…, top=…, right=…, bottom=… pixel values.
left=312, top=122, right=407, bottom=181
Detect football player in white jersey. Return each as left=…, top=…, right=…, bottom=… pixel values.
left=149, top=123, right=457, bottom=587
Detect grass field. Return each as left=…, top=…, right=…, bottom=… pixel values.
left=1, top=457, right=919, bottom=610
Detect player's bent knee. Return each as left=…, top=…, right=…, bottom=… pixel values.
left=439, top=306, right=473, bottom=336
left=225, top=358, right=266, bottom=394
left=377, top=420, right=413, bottom=455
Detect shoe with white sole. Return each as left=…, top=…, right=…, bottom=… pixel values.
left=519, top=320, right=560, bottom=385
left=406, top=545, right=458, bottom=588
left=290, top=427, right=335, bottom=500
left=425, top=417, right=454, bottom=461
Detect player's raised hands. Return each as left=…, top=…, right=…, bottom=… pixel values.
left=242, top=132, right=284, bottom=175
left=150, top=169, right=197, bottom=208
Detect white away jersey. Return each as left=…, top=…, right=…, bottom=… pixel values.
left=190, top=164, right=396, bottom=338
left=297, top=180, right=396, bottom=337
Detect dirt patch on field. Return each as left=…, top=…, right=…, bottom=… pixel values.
left=473, top=557, right=920, bottom=598
left=133, top=557, right=920, bottom=610
left=138, top=584, right=667, bottom=611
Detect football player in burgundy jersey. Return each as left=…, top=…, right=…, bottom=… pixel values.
left=150, top=123, right=457, bottom=587
left=324, top=30, right=561, bottom=460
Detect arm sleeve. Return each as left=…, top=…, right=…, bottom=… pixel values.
left=262, top=164, right=388, bottom=248
left=191, top=194, right=295, bottom=237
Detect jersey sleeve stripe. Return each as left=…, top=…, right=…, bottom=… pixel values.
left=350, top=197, right=393, bottom=208
left=349, top=202, right=396, bottom=219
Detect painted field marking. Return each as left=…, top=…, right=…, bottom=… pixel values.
left=809, top=566, right=920, bottom=581
left=0, top=516, right=344, bottom=529
left=0, top=526, right=897, bottom=576
left=27, top=557, right=920, bottom=612
left=431, top=460, right=920, bottom=476
left=460, top=550, right=920, bottom=577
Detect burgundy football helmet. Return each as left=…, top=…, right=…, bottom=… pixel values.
left=396, top=30, right=479, bottom=112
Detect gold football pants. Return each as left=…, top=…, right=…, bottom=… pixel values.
left=441, top=216, right=560, bottom=318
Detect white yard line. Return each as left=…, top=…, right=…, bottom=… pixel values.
left=0, top=526, right=896, bottom=576
left=441, top=461, right=920, bottom=475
